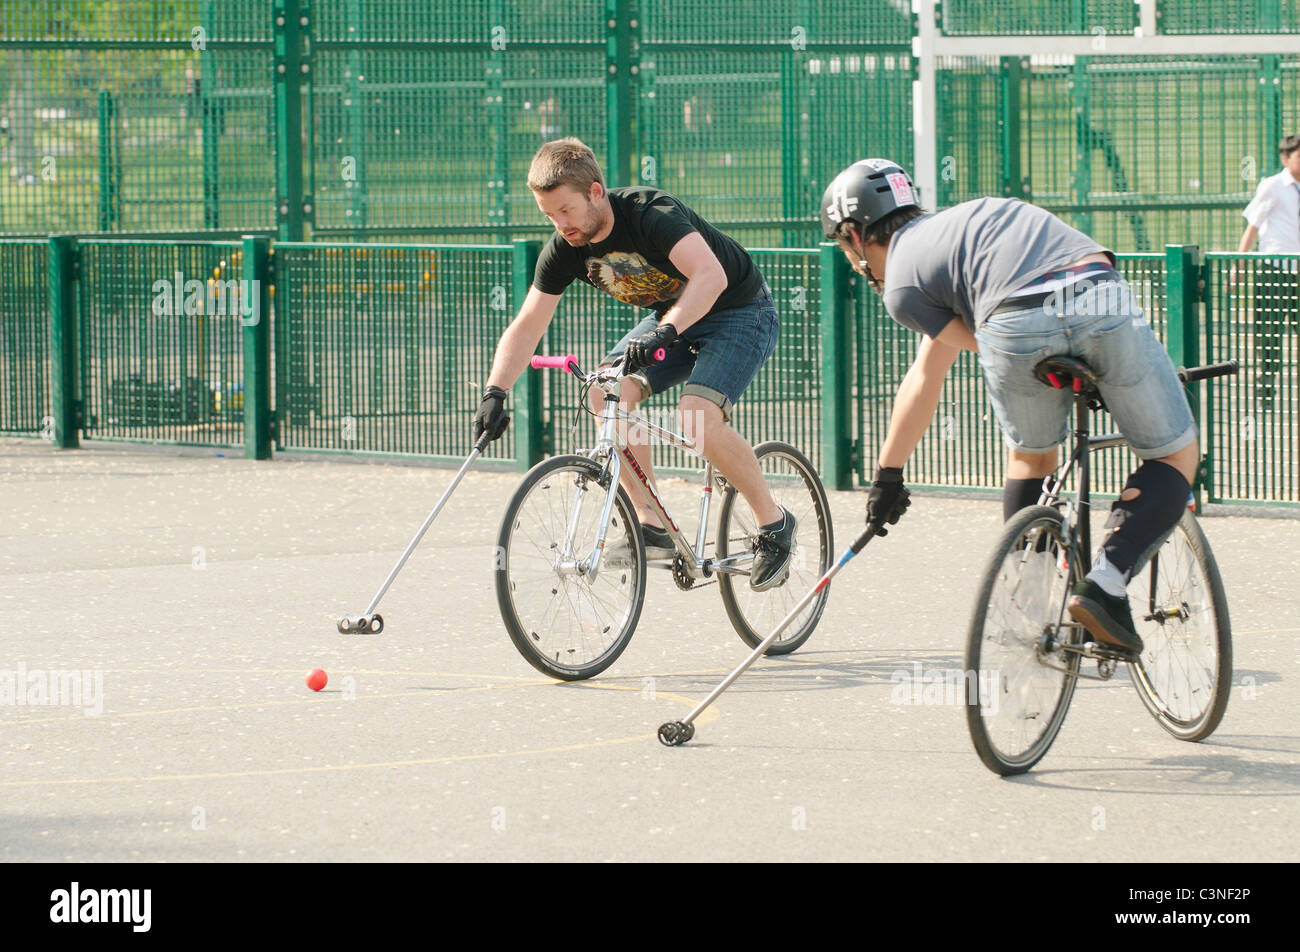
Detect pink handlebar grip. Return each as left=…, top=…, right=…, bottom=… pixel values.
left=530, top=354, right=578, bottom=372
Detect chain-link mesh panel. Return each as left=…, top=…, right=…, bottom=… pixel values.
left=77, top=239, right=246, bottom=445
left=937, top=55, right=1277, bottom=252
left=1203, top=253, right=1298, bottom=503
left=640, top=48, right=914, bottom=246
left=273, top=243, right=516, bottom=460
left=941, top=0, right=1137, bottom=34
left=0, top=0, right=271, bottom=43
left=1160, top=0, right=1300, bottom=33
left=312, top=0, right=605, bottom=44
left=309, top=47, right=607, bottom=234
left=0, top=31, right=274, bottom=233
left=0, top=239, right=50, bottom=435
left=642, top=0, right=911, bottom=45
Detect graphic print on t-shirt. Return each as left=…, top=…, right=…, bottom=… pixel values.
left=585, top=251, right=684, bottom=308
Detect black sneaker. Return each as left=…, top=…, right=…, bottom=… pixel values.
left=605, top=523, right=674, bottom=565
left=750, top=508, right=797, bottom=591
left=1067, top=578, right=1143, bottom=654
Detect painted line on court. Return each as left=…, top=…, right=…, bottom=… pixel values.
left=0, top=682, right=719, bottom=788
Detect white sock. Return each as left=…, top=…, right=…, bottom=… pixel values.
left=1087, top=553, right=1128, bottom=597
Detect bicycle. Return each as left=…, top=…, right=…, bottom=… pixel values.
left=965, top=355, right=1238, bottom=776
left=494, top=353, right=833, bottom=681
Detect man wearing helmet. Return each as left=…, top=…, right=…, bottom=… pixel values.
left=821, top=159, right=1199, bottom=655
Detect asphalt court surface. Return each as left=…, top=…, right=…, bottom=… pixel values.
left=1, top=438, right=1297, bottom=861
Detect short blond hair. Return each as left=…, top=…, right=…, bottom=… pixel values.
left=527, top=137, right=604, bottom=193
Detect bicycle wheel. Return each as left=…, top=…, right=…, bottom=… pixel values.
left=965, top=505, right=1081, bottom=776
left=717, top=440, right=833, bottom=654
left=495, top=454, right=646, bottom=681
left=1128, top=509, right=1231, bottom=741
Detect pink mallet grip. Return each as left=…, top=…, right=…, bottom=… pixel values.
left=530, top=354, right=578, bottom=372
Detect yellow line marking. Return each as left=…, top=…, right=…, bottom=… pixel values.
left=0, top=683, right=718, bottom=787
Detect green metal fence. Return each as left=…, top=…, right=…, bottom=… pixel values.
left=1203, top=252, right=1298, bottom=504
left=12, top=234, right=1299, bottom=506
left=1159, top=0, right=1300, bottom=33
left=6, top=1, right=1296, bottom=252
left=0, top=1, right=276, bottom=234
left=74, top=238, right=248, bottom=446
left=940, top=1, right=1137, bottom=34
left=936, top=54, right=1298, bottom=254
left=272, top=241, right=517, bottom=460
left=0, top=238, right=50, bottom=436
left=3, top=1, right=912, bottom=247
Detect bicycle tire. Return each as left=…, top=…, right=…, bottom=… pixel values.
left=717, top=440, right=833, bottom=655
left=966, top=505, right=1081, bottom=776
left=1128, top=509, right=1232, bottom=741
left=495, top=454, right=646, bottom=681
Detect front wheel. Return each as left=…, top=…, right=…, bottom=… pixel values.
left=495, top=455, right=646, bottom=681
left=716, top=441, right=833, bottom=655
left=966, top=505, right=1080, bottom=776
left=1128, top=510, right=1232, bottom=741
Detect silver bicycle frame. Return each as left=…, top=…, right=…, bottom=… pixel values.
left=568, top=370, right=756, bottom=582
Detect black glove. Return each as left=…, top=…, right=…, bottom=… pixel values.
left=866, top=466, right=911, bottom=536
left=472, top=386, right=510, bottom=444
left=623, top=322, right=679, bottom=374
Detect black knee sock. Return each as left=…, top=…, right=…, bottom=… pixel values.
left=1100, top=460, right=1191, bottom=577
left=1003, top=477, right=1044, bottom=522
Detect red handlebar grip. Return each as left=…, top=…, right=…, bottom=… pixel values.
left=530, top=354, right=578, bottom=372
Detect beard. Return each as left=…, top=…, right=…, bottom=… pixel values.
left=559, top=205, right=606, bottom=246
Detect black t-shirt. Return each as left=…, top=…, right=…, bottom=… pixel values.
left=532, top=186, right=763, bottom=314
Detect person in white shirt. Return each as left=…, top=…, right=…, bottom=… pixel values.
left=1236, top=133, right=1300, bottom=410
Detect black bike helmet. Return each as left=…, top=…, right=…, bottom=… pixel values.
left=819, top=158, right=918, bottom=240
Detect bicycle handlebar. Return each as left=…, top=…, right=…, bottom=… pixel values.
left=1178, top=359, right=1239, bottom=384
left=530, top=354, right=579, bottom=373
left=530, top=348, right=667, bottom=376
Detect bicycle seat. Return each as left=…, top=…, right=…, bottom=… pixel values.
left=1033, top=356, right=1099, bottom=394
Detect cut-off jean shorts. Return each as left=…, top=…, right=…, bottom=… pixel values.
left=974, top=277, right=1197, bottom=458
left=604, top=284, right=779, bottom=421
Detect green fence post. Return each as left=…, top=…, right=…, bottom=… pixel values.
left=604, top=0, right=636, bottom=188
left=998, top=57, right=1022, bottom=199
left=273, top=0, right=306, bottom=242
left=48, top=235, right=80, bottom=449
left=96, top=92, right=118, bottom=231
left=513, top=239, right=544, bottom=470
left=200, top=24, right=221, bottom=230
left=1165, top=243, right=1203, bottom=508
left=1260, top=54, right=1282, bottom=177
left=242, top=235, right=273, bottom=459
left=819, top=242, right=852, bottom=490
left=1070, top=57, right=1093, bottom=236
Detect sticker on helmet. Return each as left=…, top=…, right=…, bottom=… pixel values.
left=886, top=172, right=914, bottom=207
left=825, top=183, right=858, bottom=224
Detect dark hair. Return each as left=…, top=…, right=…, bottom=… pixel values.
left=1280, top=134, right=1300, bottom=158
left=836, top=204, right=924, bottom=249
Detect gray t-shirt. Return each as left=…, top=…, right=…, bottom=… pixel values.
left=882, top=198, right=1110, bottom=338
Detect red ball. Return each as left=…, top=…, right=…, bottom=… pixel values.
left=306, top=668, right=328, bottom=691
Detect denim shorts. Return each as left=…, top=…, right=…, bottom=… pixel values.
left=604, top=285, right=779, bottom=419
left=974, top=278, right=1197, bottom=458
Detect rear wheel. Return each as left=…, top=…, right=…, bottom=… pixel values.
left=716, top=441, right=833, bottom=654
left=1128, top=510, right=1232, bottom=741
